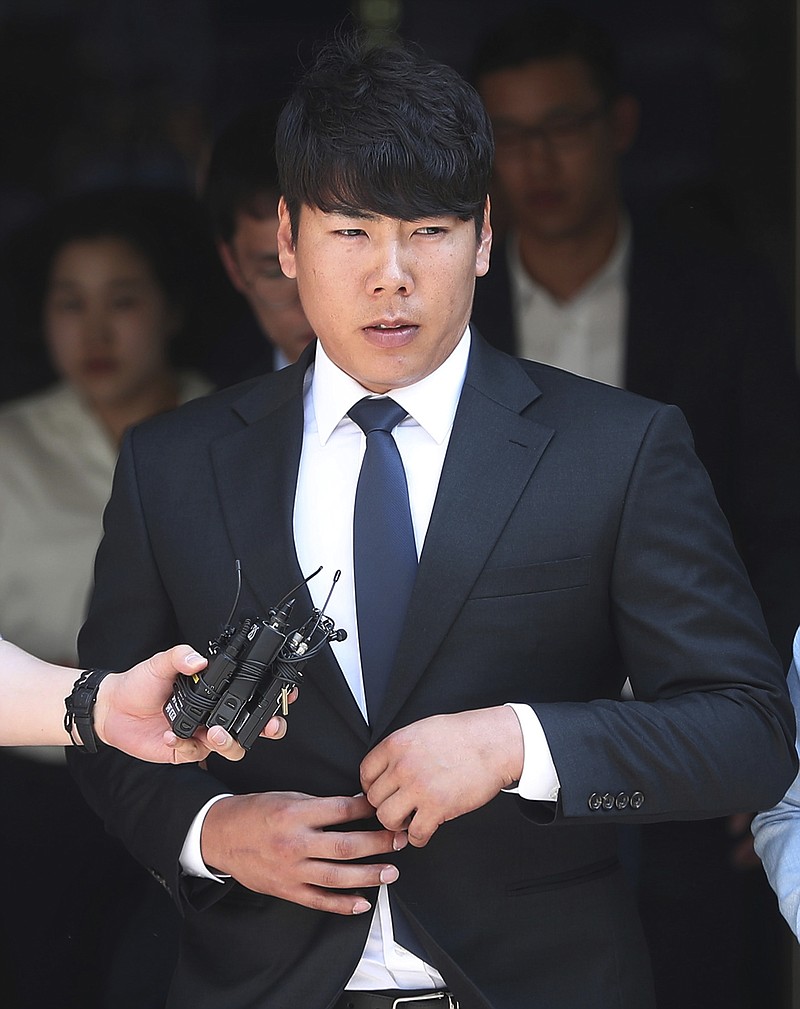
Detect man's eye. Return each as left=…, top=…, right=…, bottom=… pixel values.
left=337, top=228, right=365, bottom=237
left=546, top=117, right=586, bottom=139
left=416, top=227, right=445, bottom=236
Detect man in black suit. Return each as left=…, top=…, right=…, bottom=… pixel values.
left=469, top=9, right=800, bottom=1008
left=201, top=101, right=316, bottom=387
left=68, top=31, right=796, bottom=1009
left=469, top=7, right=800, bottom=670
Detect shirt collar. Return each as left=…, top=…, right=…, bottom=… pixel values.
left=311, top=327, right=471, bottom=446
left=509, top=213, right=631, bottom=309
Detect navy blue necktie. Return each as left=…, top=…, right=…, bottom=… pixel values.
left=348, top=396, right=418, bottom=722
left=347, top=395, right=427, bottom=960
left=349, top=397, right=428, bottom=961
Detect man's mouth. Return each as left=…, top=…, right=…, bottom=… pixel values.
left=363, top=321, right=418, bottom=346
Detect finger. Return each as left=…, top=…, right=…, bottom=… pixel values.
left=163, top=730, right=210, bottom=764
left=150, top=645, right=207, bottom=682
left=307, top=826, right=403, bottom=861
left=365, top=783, right=414, bottom=832
left=306, top=792, right=377, bottom=828
left=360, top=746, right=389, bottom=792
left=363, top=771, right=403, bottom=811
left=260, top=716, right=287, bottom=740
left=292, top=886, right=374, bottom=917
left=171, top=645, right=208, bottom=676
left=304, top=860, right=400, bottom=892
left=404, top=807, right=444, bottom=848
left=204, top=725, right=246, bottom=761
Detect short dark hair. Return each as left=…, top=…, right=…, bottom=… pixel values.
left=6, top=185, right=225, bottom=368
left=470, top=6, right=621, bottom=105
left=275, top=31, right=493, bottom=240
left=203, top=102, right=284, bottom=244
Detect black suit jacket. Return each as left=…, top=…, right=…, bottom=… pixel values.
left=69, top=333, right=796, bottom=1009
left=471, top=226, right=800, bottom=667
left=201, top=308, right=277, bottom=389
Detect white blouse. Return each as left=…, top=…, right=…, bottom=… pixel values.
left=0, top=375, right=212, bottom=666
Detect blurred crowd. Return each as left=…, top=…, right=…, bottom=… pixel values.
left=0, top=4, right=798, bottom=1009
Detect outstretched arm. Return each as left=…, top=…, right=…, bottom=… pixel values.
left=0, top=638, right=288, bottom=760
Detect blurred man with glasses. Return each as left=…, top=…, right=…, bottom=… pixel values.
left=202, top=101, right=316, bottom=385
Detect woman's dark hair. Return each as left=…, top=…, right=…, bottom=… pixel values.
left=276, top=31, right=493, bottom=240
left=4, top=185, right=230, bottom=369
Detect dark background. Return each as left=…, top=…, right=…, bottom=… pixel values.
left=0, top=0, right=795, bottom=353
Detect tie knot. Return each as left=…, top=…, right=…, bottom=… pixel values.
left=348, top=397, right=408, bottom=435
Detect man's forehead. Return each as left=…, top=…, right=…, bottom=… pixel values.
left=482, top=55, right=602, bottom=104
left=299, top=204, right=466, bottom=224
left=233, top=209, right=280, bottom=241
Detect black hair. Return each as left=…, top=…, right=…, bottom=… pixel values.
left=469, top=6, right=621, bottom=105
left=276, top=30, right=493, bottom=240
left=203, top=101, right=284, bottom=244
left=4, top=185, right=229, bottom=369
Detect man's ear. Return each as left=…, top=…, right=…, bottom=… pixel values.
left=610, top=93, right=640, bottom=155
left=217, top=241, right=248, bottom=295
left=276, top=197, right=297, bottom=279
left=475, top=196, right=493, bottom=278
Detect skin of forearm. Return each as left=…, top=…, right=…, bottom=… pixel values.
left=0, top=639, right=78, bottom=746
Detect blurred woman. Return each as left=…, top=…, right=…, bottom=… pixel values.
left=0, top=187, right=217, bottom=1009
left=0, top=187, right=214, bottom=666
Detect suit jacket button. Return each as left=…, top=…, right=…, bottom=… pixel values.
left=601, top=792, right=615, bottom=810
left=630, top=791, right=645, bottom=809
left=615, top=792, right=629, bottom=809
left=588, top=792, right=603, bottom=810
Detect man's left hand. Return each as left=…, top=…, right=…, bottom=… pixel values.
left=360, top=705, right=523, bottom=847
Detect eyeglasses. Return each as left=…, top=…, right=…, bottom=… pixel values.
left=491, top=103, right=609, bottom=155
left=240, top=262, right=301, bottom=309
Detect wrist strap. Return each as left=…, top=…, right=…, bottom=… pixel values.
left=64, top=668, right=115, bottom=753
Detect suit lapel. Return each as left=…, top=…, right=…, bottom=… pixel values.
left=370, top=335, right=555, bottom=738
left=211, top=350, right=369, bottom=741
left=208, top=337, right=555, bottom=743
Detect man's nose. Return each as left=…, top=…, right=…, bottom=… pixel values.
left=368, top=241, right=414, bottom=295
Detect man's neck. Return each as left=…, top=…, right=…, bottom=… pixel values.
left=516, top=205, right=622, bottom=303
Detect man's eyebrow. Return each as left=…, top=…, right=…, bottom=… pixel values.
left=326, top=208, right=380, bottom=221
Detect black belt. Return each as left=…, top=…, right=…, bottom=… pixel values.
left=334, top=991, right=459, bottom=1009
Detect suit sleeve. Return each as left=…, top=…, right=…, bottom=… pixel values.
left=66, top=429, right=230, bottom=910
left=531, top=404, right=797, bottom=823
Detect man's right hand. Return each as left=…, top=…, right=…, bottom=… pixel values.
left=200, top=791, right=406, bottom=915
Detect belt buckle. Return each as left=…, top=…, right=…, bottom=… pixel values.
left=392, top=995, right=458, bottom=1009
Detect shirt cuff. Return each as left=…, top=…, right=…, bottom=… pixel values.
left=179, top=793, right=233, bottom=880
left=503, top=703, right=560, bottom=802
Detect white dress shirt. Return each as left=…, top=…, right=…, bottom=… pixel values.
left=509, top=217, right=631, bottom=388
left=181, top=328, right=560, bottom=988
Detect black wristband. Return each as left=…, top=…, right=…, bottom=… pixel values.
left=64, top=668, right=115, bottom=753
